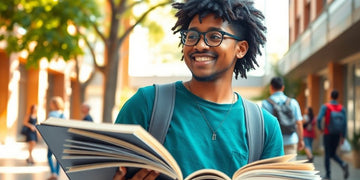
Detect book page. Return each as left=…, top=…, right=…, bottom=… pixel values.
left=184, top=169, right=231, bottom=180
left=67, top=162, right=177, bottom=179
left=62, top=150, right=165, bottom=169
left=67, top=128, right=173, bottom=171
left=239, top=154, right=297, bottom=169
left=234, top=169, right=320, bottom=180
left=37, top=118, right=183, bottom=180
left=232, top=154, right=317, bottom=180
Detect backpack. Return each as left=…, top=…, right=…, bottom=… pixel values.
left=302, top=114, right=313, bottom=131
left=148, top=83, right=264, bottom=163
left=267, top=97, right=297, bottom=135
left=326, top=103, right=346, bottom=135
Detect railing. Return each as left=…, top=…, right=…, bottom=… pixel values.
left=278, top=0, right=360, bottom=75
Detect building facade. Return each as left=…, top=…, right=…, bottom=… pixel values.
left=279, top=0, right=360, bottom=140
left=0, top=50, right=85, bottom=144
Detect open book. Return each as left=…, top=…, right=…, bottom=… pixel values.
left=37, top=118, right=320, bottom=180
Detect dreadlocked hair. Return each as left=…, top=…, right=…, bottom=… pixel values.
left=172, top=0, right=266, bottom=79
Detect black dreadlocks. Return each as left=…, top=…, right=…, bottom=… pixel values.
left=172, top=0, right=266, bottom=79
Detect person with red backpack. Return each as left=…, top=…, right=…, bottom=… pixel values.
left=317, top=90, right=349, bottom=180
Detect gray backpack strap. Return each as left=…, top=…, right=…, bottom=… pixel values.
left=149, top=83, right=176, bottom=144
left=242, top=98, right=264, bottom=163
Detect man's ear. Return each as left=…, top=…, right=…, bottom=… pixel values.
left=236, top=41, right=249, bottom=59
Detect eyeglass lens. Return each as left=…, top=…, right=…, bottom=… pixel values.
left=182, top=30, right=224, bottom=47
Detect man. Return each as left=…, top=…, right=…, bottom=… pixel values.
left=81, top=103, right=94, bottom=122
left=317, top=90, right=349, bottom=180
left=114, top=0, right=284, bottom=179
left=262, top=77, right=304, bottom=156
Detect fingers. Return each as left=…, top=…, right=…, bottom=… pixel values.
left=145, top=170, right=160, bottom=180
left=113, top=167, right=127, bottom=180
left=298, top=141, right=305, bottom=151
left=130, top=169, right=159, bottom=180
left=113, top=167, right=159, bottom=180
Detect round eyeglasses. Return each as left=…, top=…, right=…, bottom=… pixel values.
left=180, top=30, right=242, bottom=47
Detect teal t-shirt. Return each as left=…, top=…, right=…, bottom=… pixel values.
left=115, top=81, right=284, bottom=178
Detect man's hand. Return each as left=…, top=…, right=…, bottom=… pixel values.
left=296, top=121, right=305, bottom=151
left=297, top=140, right=305, bottom=151
left=113, top=167, right=127, bottom=180
left=113, top=167, right=160, bottom=180
left=340, top=136, right=345, bottom=145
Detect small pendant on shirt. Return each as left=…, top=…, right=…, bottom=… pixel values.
left=212, top=133, right=216, bottom=141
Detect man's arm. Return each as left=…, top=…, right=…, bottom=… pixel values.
left=260, top=109, right=284, bottom=159
left=342, top=108, right=347, bottom=137
left=296, top=120, right=304, bottom=150
left=292, top=99, right=304, bottom=150
left=261, top=100, right=272, bottom=113
left=316, top=105, right=326, bottom=132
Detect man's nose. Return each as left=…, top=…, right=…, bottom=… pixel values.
left=194, top=35, right=209, bottom=49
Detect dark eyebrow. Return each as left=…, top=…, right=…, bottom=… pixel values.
left=187, top=27, right=223, bottom=32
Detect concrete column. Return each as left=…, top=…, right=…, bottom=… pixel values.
left=307, top=74, right=321, bottom=114
left=327, top=62, right=345, bottom=103
left=70, top=80, right=81, bottom=119
left=26, top=69, right=39, bottom=111
left=52, top=74, right=65, bottom=98
left=307, top=73, right=322, bottom=152
left=297, top=82, right=306, bottom=114
left=0, top=51, right=9, bottom=143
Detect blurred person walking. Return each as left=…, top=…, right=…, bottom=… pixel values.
left=317, top=90, right=349, bottom=180
left=302, top=107, right=316, bottom=163
left=46, top=96, right=66, bottom=180
left=22, top=104, right=38, bottom=165
left=262, top=77, right=304, bottom=158
left=81, top=103, right=93, bottom=122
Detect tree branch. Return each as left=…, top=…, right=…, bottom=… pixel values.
left=76, top=26, right=105, bottom=73
left=116, top=0, right=128, bottom=15
left=119, top=1, right=142, bottom=15
left=82, top=67, right=97, bottom=88
left=92, top=22, right=107, bottom=48
left=107, top=0, right=116, bottom=12
left=118, top=1, right=173, bottom=46
left=75, top=55, right=96, bottom=100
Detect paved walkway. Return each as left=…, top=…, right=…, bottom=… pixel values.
left=1, top=141, right=360, bottom=180
left=0, top=141, right=68, bottom=180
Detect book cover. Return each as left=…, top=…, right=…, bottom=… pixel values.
left=37, top=118, right=320, bottom=180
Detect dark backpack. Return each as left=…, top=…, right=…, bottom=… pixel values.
left=303, top=116, right=314, bottom=131
left=326, top=103, right=346, bottom=135
left=267, top=98, right=296, bottom=135
left=149, top=83, right=264, bottom=163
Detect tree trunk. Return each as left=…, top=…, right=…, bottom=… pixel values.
left=70, top=79, right=87, bottom=119
left=102, top=48, right=120, bottom=123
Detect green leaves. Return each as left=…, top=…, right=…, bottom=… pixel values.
left=0, top=0, right=100, bottom=67
left=352, top=130, right=360, bottom=151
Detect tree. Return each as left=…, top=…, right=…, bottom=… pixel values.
left=95, top=0, right=173, bottom=123
left=0, top=0, right=173, bottom=122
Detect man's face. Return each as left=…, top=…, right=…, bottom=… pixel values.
left=81, top=105, right=88, bottom=114
left=182, top=14, right=247, bottom=81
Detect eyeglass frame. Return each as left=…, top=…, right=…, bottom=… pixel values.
left=180, top=29, right=243, bottom=47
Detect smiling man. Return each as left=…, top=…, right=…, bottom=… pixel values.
left=114, top=0, right=284, bottom=179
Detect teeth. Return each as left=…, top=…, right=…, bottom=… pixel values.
left=195, top=57, right=213, bottom=61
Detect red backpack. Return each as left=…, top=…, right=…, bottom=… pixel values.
left=325, top=103, right=345, bottom=135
